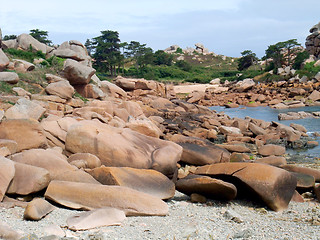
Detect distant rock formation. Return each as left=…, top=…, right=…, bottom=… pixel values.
left=306, top=21, right=320, bottom=58
left=164, top=43, right=215, bottom=56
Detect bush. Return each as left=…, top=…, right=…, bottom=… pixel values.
left=0, top=82, right=14, bottom=94
left=175, top=60, right=192, bottom=72
left=46, top=56, right=65, bottom=71
left=296, top=61, right=320, bottom=79
left=175, top=48, right=183, bottom=54
left=293, top=51, right=310, bottom=70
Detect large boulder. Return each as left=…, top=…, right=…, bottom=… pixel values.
left=0, top=119, right=48, bottom=151
left=0, top=72, right=19, bottom=84
left=308, top=90, right=320, bottom=102
left=62, top=59, right=96, bottom=85
left=306, top=22, right=320, bottom=58
left=168, top=134, right=230, bottom=166
left=45, top=80, right=74, bottom=99
left=235, top=79, right=255, bottom=92
left=45, top=180, right=169, bottom=216
left=0, top=49, right=9, bottom=71
left=176, top=174, right=237, bottom=201
left=258, top=144, right=286, bottom=156
left=100, top=81, right=127, bottom=99
left=195, top=162, right=297, bottom=211
left=11, top=148, right=99, bottom=184
left=65, top=120, right=182, bottom=177
left=87, top=166, right=175, bottom=200
left=272, top=122, right=301, bottom=142
left=7, top=162, right=50, bottom=195
left=0, top=157, right=15, bottom=201
left=16, top=33, right=52, bottom=54
left=4, top=98, right=46, bottom=121
left=52, top=40, right=91, bottom=65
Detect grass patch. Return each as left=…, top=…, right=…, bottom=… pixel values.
left=73, top=92, right=89, bottom=103
left=4, top=48, right=46, bottom=63
left=0, top=82, right=15, bottom=94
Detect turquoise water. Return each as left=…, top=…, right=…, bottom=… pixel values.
left=210, top=106, right=320, bottom=157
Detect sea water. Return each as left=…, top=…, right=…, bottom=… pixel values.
left=210, top=105, right=320, bottom=157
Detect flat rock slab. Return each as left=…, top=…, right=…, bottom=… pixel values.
left=87, top=166, right=175, bottom=200
left=195, top=162, right=297, bottom=211
left=176, top=174, right=237, bottom=201
left=67, top=208, right=126, bottom=231
left=280, top=165, right=320, bottom=182
left=45, top=180, right=168, bottom=216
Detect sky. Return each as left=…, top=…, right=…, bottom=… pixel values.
left=1, top=0, right=319, bottom=57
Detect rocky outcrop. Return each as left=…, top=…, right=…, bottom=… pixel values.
left=6, top=33, right=54, bottom=54
left=306, top=21, right=320, bottom=58
left=195, top=162, right=297, bottom=211
left=51, top=40, right=91, bottom=66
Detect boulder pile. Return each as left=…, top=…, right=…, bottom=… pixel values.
left=306, top=21, right=320, bottom=58
left=0, top=35, right=320, bottom=238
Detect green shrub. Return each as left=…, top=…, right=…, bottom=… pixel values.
left=3, top=48, right=46, bottom=63
left=296, top=61, right=320, bottom=79
left=0, top=82, right=14, bottom=94
left=46, top=56, right=65, bottom=71
left=293, top=51, right=310, bottom=70
left=175, top=48, right=183, bottom=54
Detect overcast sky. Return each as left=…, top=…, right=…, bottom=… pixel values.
left=1, top=0, right=319, bottom=57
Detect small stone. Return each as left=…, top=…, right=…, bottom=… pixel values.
left=233, top=228, right=252, bottom=239
left=302, top=192, right=314, bottom=199
left=223, top=209, right=243, bottom=223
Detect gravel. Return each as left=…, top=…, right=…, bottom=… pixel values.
left=1, top=191, right=320, bottom=240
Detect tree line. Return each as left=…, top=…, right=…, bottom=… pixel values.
left=3, top=28, right=312, bottom=78
left=85, top=30, right=174, bottom=76
left=238, top=39, right=309, bottom=71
